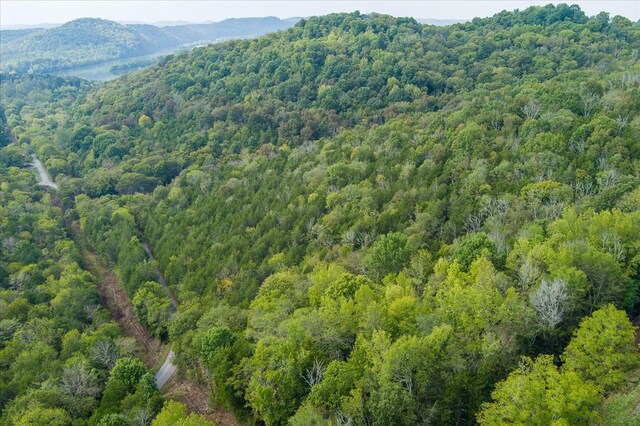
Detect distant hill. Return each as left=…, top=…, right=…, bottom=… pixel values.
left=0, top=17, right=296, bottom=76
left=1, top=5, right=640, bottom=426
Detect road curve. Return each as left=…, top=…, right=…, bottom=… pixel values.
left=31, top=155, right=59, bottom=189
left=33, top=150, right=236, bottom=421
left=32, top=154, right=179, bottom=390
left=155, top=349, right=177, bottom=388
left=142, top=241, right=179, bottom=388
left=33, top=155, right=179, bottom=389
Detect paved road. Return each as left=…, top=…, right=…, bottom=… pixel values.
left=33, top=155, right=178, bottom=390
left=31, top=155, right=59, bottom=189
left=33, top=155, right=178, bottom=389
left=155, top=349, right=177, bottom=388
left=142, top=242, right=179, bottom=388
left=143, top=242, right=179, bottom=309
left=32, top=151, right=235, bottom=421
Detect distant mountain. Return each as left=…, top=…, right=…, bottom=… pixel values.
left=0, top=17, right=296, bottom=75
left=1, top=5, right=639, bottom=426
left=0, top=28, right=36, bottom=42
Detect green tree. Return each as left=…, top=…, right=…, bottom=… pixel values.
left=109, top=357, right=147, bottom=391
left=452, top=232, right=498, bottom=271
left=478, top=356, right=601, bottom=425
left=115, top=173, right=159, bottom=195
left=132, top=281, right=170, bottom=338
left=365, top=232, right=411, bottom=280
left=13, top=406, right=73, bottom=426
left=197, top=326, right=236, bottom=363
left=151, top=400, right=215, bottom=426
left=563, top=305, right=639, bottom=390
left=244, top=335, right=313, bottom=426
left=97, top=413, right=131, bottom=426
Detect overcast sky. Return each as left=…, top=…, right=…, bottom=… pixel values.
left=1, top=1, right=638, bottom=28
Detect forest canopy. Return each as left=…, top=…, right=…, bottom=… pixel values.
left=1, top=3, right=639, bottom=425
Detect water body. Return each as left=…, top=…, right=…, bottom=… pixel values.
left=31, top=155, right=59, bottom=189
left=51, top=49, right=175, bottom=81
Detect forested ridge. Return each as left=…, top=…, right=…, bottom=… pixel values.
left=1, top=3, right=640, bottom=425
left=0, top=17, right=295, bottom=75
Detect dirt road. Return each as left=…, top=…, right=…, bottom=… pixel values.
left=71, top=222, right=240, bottom=424
left=32, top=155, right=240, bottom=424
left=70, top=221, right=164, bottom=366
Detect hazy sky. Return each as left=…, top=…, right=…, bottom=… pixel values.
left=1, top=1, right=638, bottom=28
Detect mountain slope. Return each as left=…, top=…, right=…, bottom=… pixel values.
left=0, top=17, right=295, bottom=75
left=1, top=4, right=639, bottom=425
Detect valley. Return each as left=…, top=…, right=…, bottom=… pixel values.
left=1, top=4, right=639, bottom=425
left=0, top=17, right=296, bottom=79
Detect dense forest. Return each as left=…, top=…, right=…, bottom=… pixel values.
left=0, top=17, right=295, bottom=75
left=0, top=147, right=167, bottom=424
left=1, top=3, right=640, bottom=425
left=0, top=102, right=215, bottom=424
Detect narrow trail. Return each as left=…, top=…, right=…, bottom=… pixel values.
left=73, top=222, right=239, bottom=424
left=143, top=242, right=179, bottom=309
left=141, top=240, right=178, bottom=387
left=30, top=158, right=163, bottom=364
left=69, top=220, right=165, bottom=367
left=141, top=239, right=241, bottom=425
left=32, top=153, right=240, bottom=425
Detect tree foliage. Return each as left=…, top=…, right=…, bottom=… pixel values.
left=1, top=4, right=639, bottom=425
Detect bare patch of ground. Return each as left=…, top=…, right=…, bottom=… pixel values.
left=163, top=378, right=241, bottom=426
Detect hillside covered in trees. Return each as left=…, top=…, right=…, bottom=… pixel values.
left=0, top=17, right=295, bottom=76
left=0, top=147, right=168, bottom=424
left=1, top=3, right=640, bottom=425
left=0, top=86, right=217, bottom=425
